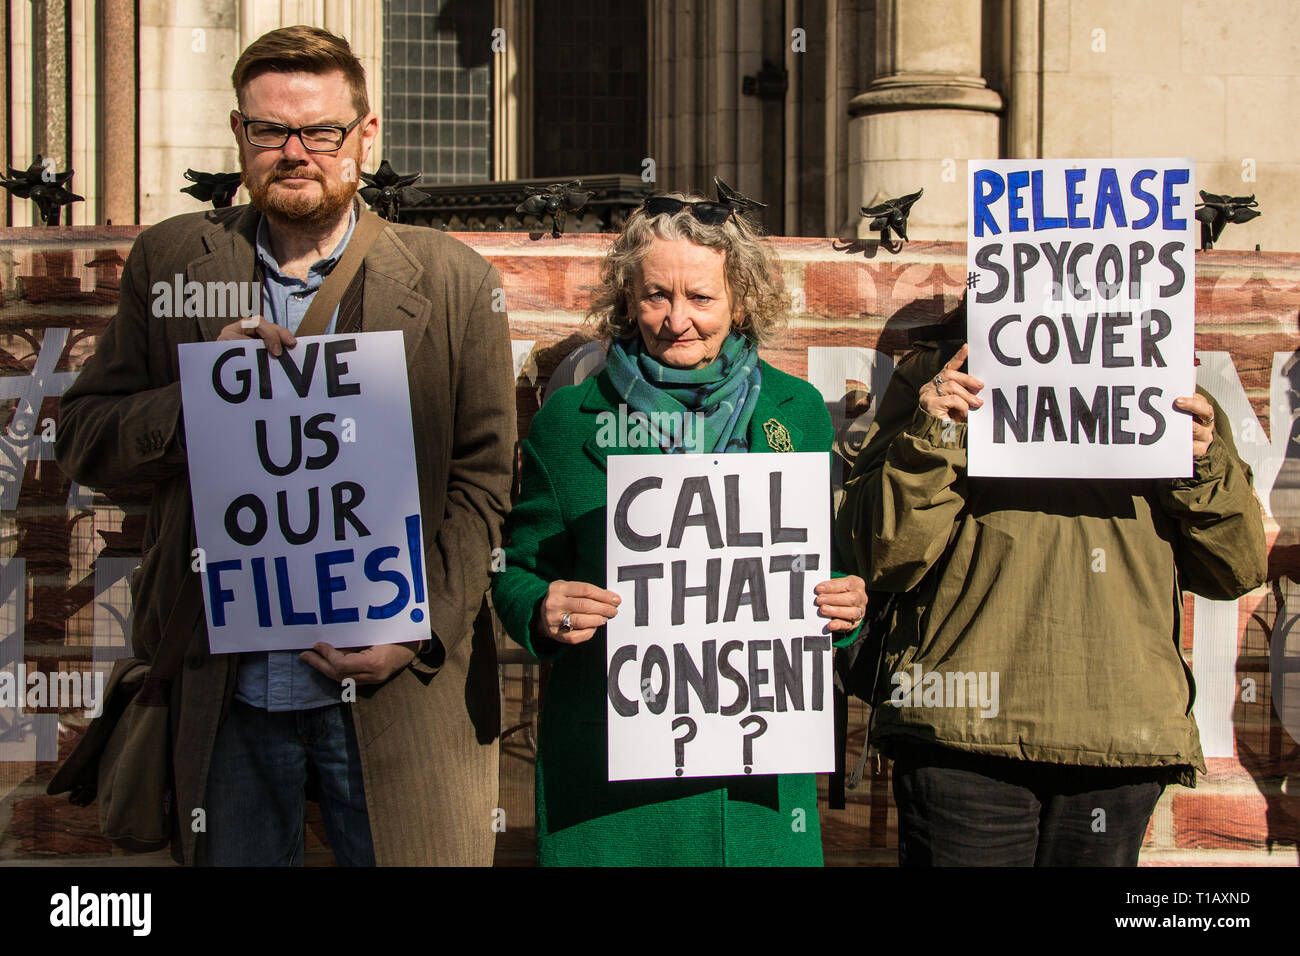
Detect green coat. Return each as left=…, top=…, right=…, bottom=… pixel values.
left=493, top=359, right=853, bottom=866
left=835, top=341, right=1268, bottom=783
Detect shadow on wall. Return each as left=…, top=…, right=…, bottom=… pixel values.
left=434, top=0, right=495, bottom=71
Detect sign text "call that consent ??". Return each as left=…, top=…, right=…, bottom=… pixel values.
left=605, top=453, right=834, bottom=781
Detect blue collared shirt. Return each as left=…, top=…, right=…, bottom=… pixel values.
left=235, top=208, right=357, bottom=712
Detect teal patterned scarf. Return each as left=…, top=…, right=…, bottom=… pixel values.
left=604, top=331, right=762, bottom=453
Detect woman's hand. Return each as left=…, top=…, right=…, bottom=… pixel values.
left=814, top=575, right=868, bottom=633
left=1173, top=394, right=1216, bottom=458
left=535, top=580, right=621, bottom=645
left=919, top=343, right=984, bottom=423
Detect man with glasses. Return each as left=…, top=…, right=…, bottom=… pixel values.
left=56, top=25, right=515, bottom=866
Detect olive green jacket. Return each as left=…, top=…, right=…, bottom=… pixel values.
left=493, top=361, right=856, bottom=866
left=835, top=341, right=1267, bottom=783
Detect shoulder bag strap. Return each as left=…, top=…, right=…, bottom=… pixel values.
left=295, top=210, right=388, bottom=338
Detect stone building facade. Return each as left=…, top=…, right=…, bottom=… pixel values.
left=4, top=0, right=1296, bottom=251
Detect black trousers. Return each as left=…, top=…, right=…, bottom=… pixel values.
left=890, top=743, right=1169, bottom=867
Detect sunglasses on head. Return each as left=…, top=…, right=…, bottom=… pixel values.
left=641, top=196, right=737, bottom=225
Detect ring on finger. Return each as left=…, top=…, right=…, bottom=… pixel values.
left=932, top=373, right=945, bottom=396
left=559, top=612, right=572, bottom=633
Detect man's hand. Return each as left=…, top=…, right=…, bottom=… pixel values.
left=1173, top=394, right=1216, bottom=458
left=301, top=641, right=418, bottom=685
left=217, top=316, right=296, bottom=357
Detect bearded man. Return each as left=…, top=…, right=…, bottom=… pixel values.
left=55, top=26, right=515, bottom=866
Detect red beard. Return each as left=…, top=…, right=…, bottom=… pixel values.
left=241, top=154, right=358, bottom=226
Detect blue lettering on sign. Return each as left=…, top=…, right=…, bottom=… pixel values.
left=972, top=165, right=1191, bottom=234
left=1130, top=169, right=1160, bottom=229
left=1093, top=167, right=1128, bottom=228
left=317, top=548, right=359, bottom=624
left=1162, top=168, right=1190, bottom=230
left=972, top=169, right=1005, bottom=237
left=202, top=514, right=428, bottom=630
left=364, top=546, right=410, bottom=620
left=406, top=513, right=425, bottom=624
left=206, top=559, right=242, bottom=626
left=1031, top=169, right=1067, bottom=230
left=251, top=555, right=272, bottom=626
left=275, top=555, right=317, bottom=625
left=1065, top=168, right=1090, bottom=228
left=1006, top=170, right=1030, bottom=232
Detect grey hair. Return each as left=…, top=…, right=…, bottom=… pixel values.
left=587, top=193, right=789, bottom=345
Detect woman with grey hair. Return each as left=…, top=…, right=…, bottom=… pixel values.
left=492, top=192, right=867, bottom=865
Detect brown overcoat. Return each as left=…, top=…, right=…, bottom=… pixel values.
left=56, top=201, right=515, bottom=865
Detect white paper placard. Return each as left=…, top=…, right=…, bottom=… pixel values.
left=966, top=158, right=1197, bottom=478
left=605, top=452, right=833, bottom=781
left=179, top=332, right=430, bottom=654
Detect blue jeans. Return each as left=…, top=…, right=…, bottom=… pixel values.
left=200, top=700, right=375, bottom=866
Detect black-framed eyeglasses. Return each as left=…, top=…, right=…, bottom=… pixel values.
left=237, top=112, right=363, bottom=152
left=641, top=196, right=736, bottom=225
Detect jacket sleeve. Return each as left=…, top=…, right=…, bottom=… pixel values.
left=490, top=420, right=571, bottom=661
left=415, top=263, right=517, bottom=669
left=1156, top=391, right=1267, bottom=600
left=785, top=383, right=863, bottom=649
left=835, top=346, right=968, bottom=593
left=55, top=232, right=190, bottom=487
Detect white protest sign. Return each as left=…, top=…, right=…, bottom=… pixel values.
left=178, top=332, right=430, bottom=654
left=605, top=452, right=833, bottom=781
left=966, top=158, right=1196, bottom=478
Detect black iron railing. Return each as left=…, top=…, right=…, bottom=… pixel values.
left=399, top=174, right=651, bottom=232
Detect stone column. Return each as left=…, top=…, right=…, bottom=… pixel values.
left=138, top=0, right=241, bottom=225
left=69, top=0, right=97, bottom=225
left=31, top=0, right=69, bottom=173
left=492, top=0, right=532, bottom=180
left=826, top=0, right=872, bottom=237
left=648, top=0, right=709, bottom=192
left=846, top=0, right=1001, bottom=240
left=14, top=0, right=70, bottom=226
left=5, top=0, right=34, bottom=226
left=1006, top=0, right=1040, bottom=160
left=1, top=8, right=8, bottom=226
left=648, top=0, right=779, bottom=217
left=100, top=0, right=138, bottom=226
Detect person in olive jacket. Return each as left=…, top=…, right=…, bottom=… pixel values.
left=836, top=312, right=1267, bottom=866
left=492, top=195, right=867, bottom=866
